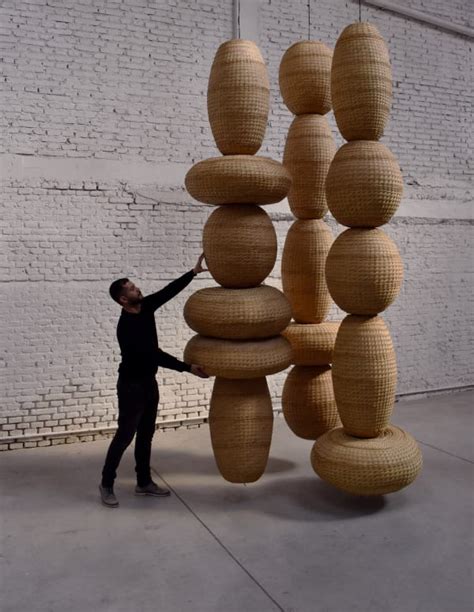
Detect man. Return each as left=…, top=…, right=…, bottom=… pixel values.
left=99, top=253, right=210, bottom=508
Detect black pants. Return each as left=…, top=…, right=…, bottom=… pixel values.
left=101, top=377, right=159, bottom=488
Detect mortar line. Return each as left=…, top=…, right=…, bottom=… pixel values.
left=415, top=439, right=474, bottom=464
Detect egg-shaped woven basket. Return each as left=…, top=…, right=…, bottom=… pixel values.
left=184, top=285, right=291, bottom=340
left=333, top=315, right=397, bottom=437
left=282, top=321, right=341, bottom=365
left=281, top=219, right=333, bottom=323
left=208, top=39, right=270, bottom=155
left=283, top=115, right=336, bottom=219
left=203, top=204, right=277, bottom=288
left=185, top=156, right=291, bottom=206
left=209, top=377, right=273, bottom=483
left=325, top=228, right=403, bottom=315
left=184, top=335, right=292, bottom=379
left=331, top=22, right=392, bottom=141
left=279, top=40, right=332, bottom=115
left=326, top=141, right=403, bottom=227
left=311, top=425, right=423, bottom=495
left=282, top=365, right=340, bottom=440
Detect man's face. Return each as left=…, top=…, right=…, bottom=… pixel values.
left=120, top=281, right=143, bottom=306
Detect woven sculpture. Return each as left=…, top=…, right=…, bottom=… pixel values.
left=311, top=22, right=422, bottom=495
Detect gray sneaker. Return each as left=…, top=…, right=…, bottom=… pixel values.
left=99, top=484, right=119, bottom=508
left=135, top=481, right=170, bottom=497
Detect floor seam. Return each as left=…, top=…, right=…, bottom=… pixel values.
left=415, top=439, right=473, bottom=464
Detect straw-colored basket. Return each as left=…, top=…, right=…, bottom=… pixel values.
left=331, top=22, right=392, bottom=141
left=281, top=219, right=333, bottom=323
left=184, top=335, right=292, bottom=379
left=203, top=204, right=277, bottom=288
left=282, top=365, right=340, bottom=440
left=333, top=315, right=397, bottom=437
left=282, top=321, right=341, bottom=365
left=208, top=39, right=270, bottom=155
left=184, top=285, right=291, bottom=340
left=279, top=40, right=332, bottom=115
left=311, top=425, right=423, bottom=495
left=210, top=377, right=273, bottom=483
left=283, top=115, right=336, bottom=219
left=325, top=228, right=403, bottom=315
left=326, top=141, right=403, bottom=227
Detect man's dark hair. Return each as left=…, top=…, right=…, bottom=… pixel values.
left=109, top=278, right=129, bottom=304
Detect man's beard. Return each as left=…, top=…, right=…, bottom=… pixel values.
left=128, top=294, right=143, bottom=305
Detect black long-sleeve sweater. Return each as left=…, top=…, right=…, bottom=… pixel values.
left=117, top=270, right=195, bottom=380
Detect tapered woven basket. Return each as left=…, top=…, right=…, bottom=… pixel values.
left=283, top=115, right=336, bottom=219
left=282, top=365, right=340, bottom=440
left=311, top=425, right=423, bottom=495
left=184, top=335, right=292, bottom=379
left=333, top=315, right=397, bottom=437
left=331, top=22, right=392, bottom=141
left=184, top=285, right=291, bottom=340
left=325, top=228, right=403, bottom=315
left=282, top=321, right=340, bottom=365
left=209, top=377, right=273, bottom=483
left=281, top=219, right=333, bottom=323
left=279, top=40, right=332, bottom=115
left=208, top=39, right=270, bottom=155
left=203, top=204, right=277, bottom=288
left=326, top=141, right=403, bottom=227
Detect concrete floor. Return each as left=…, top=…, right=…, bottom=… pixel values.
left=1, top=391, right=473, bottom=612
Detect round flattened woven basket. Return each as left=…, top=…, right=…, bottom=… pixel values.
left=326, top=141, right=403, bottom=228
left=325, top=228, right=403, bottom=315
left=185, top=156, right=291, bottom=206
left=210, top=377, right=273, bottom=483
left=184, top=335, right=292, bottom=379
left=184, top=285, right=291, bottom=340
left=203, top=204, right=277, bottom=288
left=311, top=425, right=423, bottom=495
left=282, top=321, right=341, bottom=365
left=283, top=115, right=336, bottom=219
left=208, top=39, right=270, bottom=155
left=279, top=40, right=332, bottom=115
left=281, top=219, right=333, bottom=323
left=332, top=315, right=397, bottom=437
left=331, top=22, right=392, bottom=142
left=282, top=365, right=340, bottom=440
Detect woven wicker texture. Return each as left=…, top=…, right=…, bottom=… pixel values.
left=281, top=219, right=333, bottom=323
left=185, top=156, right=291, bottom=206
left=331, top=22, right=392, bottom=141
left=208, top=39, right=270, bottom=155
left=184, top=335, right=292, bottom=379
left=184, top=285, right=291, bottom=340
left=311, top=425, right=422, bottom=495
left=326, top=141, right=403, bottom=227
left=325, top=228, right=403, bottom=315
left=203, top=204, right=277, bottom=288
left=332, top=315, right=397, bottom=437
left=279, top=41, right=332, bottom=115
left=282, top=321, right=341, bottom=365
left=283, top=115, right=336, bottom=219
left=209, top=377, right=273, bottom=483
left=282, top=365, right=341, bottom=440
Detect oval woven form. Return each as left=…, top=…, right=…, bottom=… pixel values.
left=282, top=321, right=341, bottom=365
left=279, top=40, right=332, bottom=115
left=184, top=285, right=292, bottom=340
left=203, top=204, right=277, bottom=288
left=331, top=22, right=392, bottom=141
left=333, top=315, right=397, bottom=437
left=208, top=39, right=270, bottom=155
left=325, top=228, right=403, bottom=315
left=185, top=156, right=291, bottom=206
left=326, top=141, right=403, bottom=227
left=184, top=335, right=292, bottom=379
left=311, top=425, right=423, bottom=495
left=281, top=219, right=333, bottom=323
left=282, top=365, right=341, bottom=440
left=209, top=377, right=273, bottom=483
left=283, top=115, right=336, bottom=219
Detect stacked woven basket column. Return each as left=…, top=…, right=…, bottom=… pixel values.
left=184, top=40, right=293, bottom=483
left=311, top=23, right=423, bottom=495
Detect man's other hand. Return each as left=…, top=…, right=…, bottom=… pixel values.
left=190, top=364, right=210, bottom=378
left=193, top=253, right=208, bottom=275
